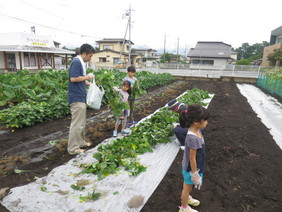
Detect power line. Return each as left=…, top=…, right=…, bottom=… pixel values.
left=18, top=0, right=64, bottom=20
left=0, top=13, right=99, bottom=39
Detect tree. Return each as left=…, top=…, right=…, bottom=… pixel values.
left=236, top=59, right=251, bottom=65
left=267, top=48, right=282, bottom=66
left=160, top=53, right=174, bottom=63
left=234, top=41, right=269, bottom=60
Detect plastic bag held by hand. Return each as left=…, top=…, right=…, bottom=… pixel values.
left=87, top=73, right=94, bottom=80
left=194, top=176, right=202, bottom=190
left=86, top=78, right=104, bottom=110
left=190, top=170, right=202, bottom=190
left=173, top=122, right=179, bottom=128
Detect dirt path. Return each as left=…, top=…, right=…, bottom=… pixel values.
left=1, top=80, right=282, bottom=212
left=141, top=81, right=282, bottom=212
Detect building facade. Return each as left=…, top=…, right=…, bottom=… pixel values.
left=261, top=26, right=282, bottom=67
left=0, top=32, right=74, bottom=71
left=187, top=41, right=232, bottom=70
left=132, top=48, right=159, bottom=68
left=90, top=38, right=141, bottom=69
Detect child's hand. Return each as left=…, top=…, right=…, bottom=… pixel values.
left=113, top=86, right=118, bottom=91
left=190, top=170, right=202, bottom=190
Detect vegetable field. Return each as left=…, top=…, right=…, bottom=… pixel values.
left=1, top=76, right=282, bottom=212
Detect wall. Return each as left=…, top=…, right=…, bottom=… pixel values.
left=174, top=75, right=257, bottom=83
left=190, top=58, right=227, bottom=70
left=0, top=52, right=4, bottom=69
left=0, top=32, right=54, bottom=47
left=91, top=51, right=124, bottom=68
left=99, top=42, right=128, bottom=52
left=261, top=43, right=282, bottom=66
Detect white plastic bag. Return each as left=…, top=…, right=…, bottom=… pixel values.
left=87, top=78, right=105, bottom=110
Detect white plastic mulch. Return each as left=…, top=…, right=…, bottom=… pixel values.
left=237, top=84, right=282, bottom=150
left=0, top=94, right=214, bottom=212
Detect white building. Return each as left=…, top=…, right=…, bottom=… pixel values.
left=187, top=41, right=232, bottom=70
left=133, top=48, right=160, bottom=68
left=0, top=32, right=74, bottom=71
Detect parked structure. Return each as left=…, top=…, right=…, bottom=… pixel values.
left=187, top=41, right=232, bottom=70
left=0, top=32, right=75, bottom=71
left=132, top=48, right=159, bottom=68
left=261, top=26, right=282, bottom=67
left=90, top=38, right=141, bottom=69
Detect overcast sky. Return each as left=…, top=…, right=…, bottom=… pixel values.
left=0, top=0, right=281, bottom=54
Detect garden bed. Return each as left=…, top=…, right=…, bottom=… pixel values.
left=1, top=80, right=282, bottom=212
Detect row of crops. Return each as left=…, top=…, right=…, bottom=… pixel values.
left=80, top=88, right=210, bottom=179
left=257, top=68, right=282, bottom=98
left=0, top=69, right=174, bottom=129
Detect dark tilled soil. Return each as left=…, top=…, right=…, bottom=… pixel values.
left=141, top=80, right=282, bottom=212
left=1, top=80, right=282, bottom=212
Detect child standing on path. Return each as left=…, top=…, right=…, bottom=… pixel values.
left=178, top=104, right=210, bottom=212
left=123, top=66, right=137, bottom=124
left=113, top=80, right=131, bottom=137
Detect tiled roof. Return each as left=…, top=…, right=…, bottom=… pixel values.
left=188, top=42, right=231, bottom=58
left=0, top=45, right=75, bottom=54
left=96, top=49, right=138, bottom=56
left=134, top=48, right=157, bottom=52
left=96, top=38, right=134, bottom=45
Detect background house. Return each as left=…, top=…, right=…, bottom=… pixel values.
left=90, top=38, right=140, bottom=69
left=187, top=41, right=232, bottom=70
left=261, top=26, right=282, bottom=67
left=0, top=32, right=74, bottom=71
left=132, top=48, right=159, bottom=68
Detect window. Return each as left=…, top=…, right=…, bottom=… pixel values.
left=276, top=36, right=282, bottom=44
left=103, top=45, right=113, bottom=50
left=113, top=58, right=119, bottom=64
left=99, top=57, right=106, bottom=62
left=202, top=60, right=214, bottom=65
left=24, top=52, right=37, bottom=67
left=30, top=53, right=36, bottom=66
left=40, top=53, right=52, bottom=67
left=192, top=59, right=200, bottom=64
left=192, top=59, right=214, bottom=65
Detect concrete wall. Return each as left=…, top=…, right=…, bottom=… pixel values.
left=190, top=58, right=228, bottom=70
left=174, top=75, right=257, bottom=84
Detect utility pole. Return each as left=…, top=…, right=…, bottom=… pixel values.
left=177, top=37, right=179, bottom=61
left=164, top=34, right=166, bottom=55
left=120, top=5, right=133, bottom=67
left=128, top=5, right=132, bottom=66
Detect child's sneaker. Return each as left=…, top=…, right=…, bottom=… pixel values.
left=188, top=195, right=200, bottom=207
left=178, top=205, right=198, bottom=212
left=113, top=130, right=118, bottom=137
left=121, top=129, right=130, bottom=135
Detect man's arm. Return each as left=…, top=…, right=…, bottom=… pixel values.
left=70, top=75, right=91, bottom=82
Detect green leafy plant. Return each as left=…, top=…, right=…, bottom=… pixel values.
left=79, top=88, right=210, bottom=180
left=130, top=80, right=146, bottom=99
left=40, top=186, right=47, bottom=192
left=0, top=69, right=175, bottom=128
left=79, top=190, right=101, bottom=202
left=71, top=184, right=85, bottom=191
